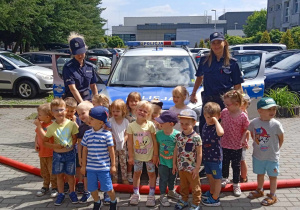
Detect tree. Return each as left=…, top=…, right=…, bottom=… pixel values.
left=280, top=29, right=295, bottom=49
left=194, top=42, right=198, bottom=48
left=269, top=29, right=283, bottom=43
left=107, top=36, right=124, bottom=48
left=243, top=9, right=267, bottom=37
left=252, top=32, right=263, bottom=43
left=259, top=31, right=271, bottom=43
left=206, top=41, right=210, bottom=49
left=226, top=35, right=245, bottom=45
left=291, top=26, right=300, bottom=48
left=199, top=39, right=206, bottom=48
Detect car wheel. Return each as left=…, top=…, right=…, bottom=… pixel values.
left=17, top=80, right=37, bottom=99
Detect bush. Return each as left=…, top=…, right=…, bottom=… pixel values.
left=46, top=93, right=54, bottom=103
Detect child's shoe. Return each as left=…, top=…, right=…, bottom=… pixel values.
left=221, top=178, right=230, bottom=188
left=233, top=183, right=241, bottom=197
left=54, top=193, right=65, bottom=206
left=103, top=192, right=111, bottom=205
left=76, top=182, right=84, bottom=194
left=69, top=191, right=79, bottom=204
left=247, top=188, right=264, bottom=199
left=110, top=200, right=118, bottom=210
left=167, top=190, right=182, bottom=200
left=201, top=195, right=220, bottom=207
left=146, top=195, right=156, bottom=207
left=201, top=191, right=212, bottom=200
left=36, top=187, right=49, bottom=197
left=240, top=175, right=248, bottom=183
left=129, top=193, right=140, bottom=205
left=93, top=200, right=102, bottom=210
left=174, top=199, right=189, bottom=210
left=50, top=188, right=58, bottom=198
left=189, top=204, right=201, bottom=210
left=79, top=191, right=91, bottom=203
left=64, top=182, right=69, bottom=194
left=159, top=194, right=170, bottom=207
left=261, top=193, right=277, bottom=206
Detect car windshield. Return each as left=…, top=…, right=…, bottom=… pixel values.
left=272, top=53, right=300, bottom=70
left=110, top=56, right=196, bottom=87
left=1, top=52, right=33, bottom=67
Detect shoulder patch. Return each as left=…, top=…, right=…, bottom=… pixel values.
left=230, top=57, right=238, bottom=62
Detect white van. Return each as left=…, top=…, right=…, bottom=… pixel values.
left=230, top=44, right=287, bottom=52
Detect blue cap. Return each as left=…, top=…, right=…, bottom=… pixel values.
left=89, top=106, right=111, bottom=128
left=257, top=97, right=278, bottom=110
left=155, top=110, right=178, bottom=124
left=210, top=32, right=225, bottom=42
left=178, top=109, right=197, bottom=121
left=70, top=37, right=86, bottom=55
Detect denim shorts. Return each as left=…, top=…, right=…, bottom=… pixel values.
left=204, top=161, right=222, bottom=179
left=253, top=156, right=279, bottom=177
left=134, top=160, right=155, bottom=173
left=52, top=149, right=76, bottom=175
left=87, top=171, right=113, bottom=192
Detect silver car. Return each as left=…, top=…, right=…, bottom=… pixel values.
left=0, top=51, right=53, bottom=98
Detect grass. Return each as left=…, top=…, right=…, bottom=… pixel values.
left=0, top=93, right=53, bottom=105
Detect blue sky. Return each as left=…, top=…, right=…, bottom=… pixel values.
left=101, top=0, right=267, bottom=34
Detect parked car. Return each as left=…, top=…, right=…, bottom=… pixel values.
left=86, top=54, right=111, bottom=68
left=190, top=48, right=209, bottom=60
left=0, top=51, right=53, bottom=98
left=55, top=48, right=71, bottom=54
left=229, top=43, right=287, bottom=52
left=265, top=50, right=300, bottom=68
left=115, top=48, right=125, bottom=56
left=107, top=48, right=119, bottom=57
left=195, top=49, right=210, bottom=64
left=87, top=48, right=113, bottom=59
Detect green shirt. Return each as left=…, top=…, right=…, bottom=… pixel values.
left=156, top=129, right=180, bottom=168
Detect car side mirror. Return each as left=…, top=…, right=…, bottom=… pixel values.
left=0, top=63, right=3, bottom=70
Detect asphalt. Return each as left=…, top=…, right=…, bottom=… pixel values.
left=0, top=108, right=300, bottom=209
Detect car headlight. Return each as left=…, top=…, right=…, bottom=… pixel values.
left=36, top=72, right=53, bottom=80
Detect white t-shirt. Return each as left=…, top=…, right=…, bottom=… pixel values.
left=110, top=117, right=129, bottom=151
left=169, top=105, right=190, bottom=131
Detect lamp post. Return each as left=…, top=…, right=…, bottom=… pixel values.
left=234, top=22, right=238, bottom=30
left=211, top=9, right=217, bottom=31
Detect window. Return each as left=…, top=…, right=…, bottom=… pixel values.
left=276, top=3, right=282, bottom=10
left=0, top=58, right=15, bottom=70
left=113, top=34, right=136, bottom=42
left=285, top=1, right=290, bottom=22
left=233, top=54, right=262, bottom=79
left=164, top=33, right=176, bottom=41
left=33, top=54, right=52, bottom=63
left=269, top=6, right=274, bottom=12
left=295, top=0, right=299, bottom=13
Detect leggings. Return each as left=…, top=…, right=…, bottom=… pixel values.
left=222, top=148, right=242, bottom=184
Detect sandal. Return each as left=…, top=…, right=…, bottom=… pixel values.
left=247, top=189, right=264, bottom=199
left=261, top=194, right=277, bottom=206
left=240, top=176, right=248, bottom=183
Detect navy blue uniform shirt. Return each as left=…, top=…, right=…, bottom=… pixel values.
left=196, top=55, right=244, bottom=97
left=63, top=58, right=98, bottom=100
left=202, top=123, right=222, bottom=162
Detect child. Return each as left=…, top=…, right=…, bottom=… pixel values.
left=92, top=94, right=110, bottom=108
left=247, top=97, right=284, bottom=206
left=155, top=110, right=181, bottom=207
left=127, top=101, right=158, bottom=207
left=220, top=90, right=249, bottom=197
left=170, top=86, right=190, bottom=131
left=34, top=103, right=58, bottom=198
left=76, top=101, right=94, bottom=203
left=173, top=109, right=202, bottom=210
left=150, top=98, right=163, bottom=131
left=44, top=98, right=79, bottom=206
left=201, top=102, right=224, bottom=207
left=80, top=106, right=117, bottom=210
left=109, top=99, right=129, bottom=184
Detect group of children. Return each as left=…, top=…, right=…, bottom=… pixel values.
left=34, top=85, right=284, bottom=210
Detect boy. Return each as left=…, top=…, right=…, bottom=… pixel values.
left=247, top=97, right=284, bottom=206
left=80, top=106, right=117, bottom=210
left=201, top=102, right=224, bottom=207
left=155, top=110, right=181, bottom=207
left=34, top=103, right=58, bottom=198
left=173, top=109, right=202, bottom=210
left=44, top=98, right=79, bottom=206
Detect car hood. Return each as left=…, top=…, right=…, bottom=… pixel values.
left=264, top=68, right=286, bottom=76
left=21, top=65, right=53, bottom=75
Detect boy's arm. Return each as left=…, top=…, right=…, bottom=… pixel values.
left=192, top=145, right=202, bottom=179
left=127, top=134, right=134, bottom=165
left=71, top=134, right=77, bottom=146
left=108, top=146, right=116, bottom=175
left=80, top=146, right=88, bottom=175
left=278, top=133, right=284, bottom=148
left=34, top=119, right=46, bottom=138
left=35, top=134, right=39, bottom=152
left=172, top=146, right=178, bottom=175
left=151, top=133, right=158, bottom=165
left=212, top=117, right=224, bottom=136
left=77, top=138, right=82, bottom=166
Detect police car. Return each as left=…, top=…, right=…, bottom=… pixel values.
left=52, top=41, right=265, bottom=119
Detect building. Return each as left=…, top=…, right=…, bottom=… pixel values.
left=267, top=0, right=300, bottom=31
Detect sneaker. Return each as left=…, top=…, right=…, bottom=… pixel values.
left=174, top=199, right=189, bottom=210
left=54, top=193, right=65, bottom=206
left=93, top=201, right=103, bottom=210
left=189, top=204, right=201, bottom=210
left=50, top=188, right=58, bottom=198
left=167, top=190, right=182, bottom=200
left=221, top=178, right=230, bottom=188
left=129, top=193, right=140, bottom=205
left=159, top=195, right=170, bottom=207
left=201, top=191, right=212, bottom=199
left=233, top=184, right=241, bottom=197
left=76, top=182, right=84, bottom=194
left=103, top=192, right=111, bottom=205
left=79, top=191, right=91, bottom=203
left=201, top=195, right=220, bottom=207
left=69, top=191, right=79, bottom=204
left=146, top=195, right=156, bottom=207
left=36, top=187, right=49, bottom=197
left=110, top=200, right=118, bottom=210
left=156, top=177, right=159, bottom=185
left=64, top=182, right=69, bottom=194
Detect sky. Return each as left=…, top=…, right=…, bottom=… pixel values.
left=100, top=0, right=267, bottom=35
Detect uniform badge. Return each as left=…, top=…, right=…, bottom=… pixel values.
left=75, top=42, right=79, bottom=47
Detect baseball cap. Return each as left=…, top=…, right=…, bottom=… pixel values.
left=89, top=106, right=111, bottom=128
left=210, top=32, right=225, bottom=42
left=70, top=37, right=86, bottom=55
left=155, top=110, right=178, bottom=124
left=257, top=97, right=278, bottom=109
left=178, top=109, right=197, bottom=121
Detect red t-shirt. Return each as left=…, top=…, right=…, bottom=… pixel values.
left=36, top=122, right=54, bottom=157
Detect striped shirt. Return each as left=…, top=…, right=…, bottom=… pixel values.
left=81, top=128, right=114, bottom=171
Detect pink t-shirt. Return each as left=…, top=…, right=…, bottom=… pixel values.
left=220, top=108, right=249, bottom=150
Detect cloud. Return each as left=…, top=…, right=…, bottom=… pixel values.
left=137, top=4, right=178, bottom=16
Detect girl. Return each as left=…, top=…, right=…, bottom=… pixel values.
left=109, top=99, right=130, bottom=184
left=92, top=94, right=110, bottom=108
left=127, top=101, right=158, bottom=207
left=169, top=86, right=190, bottom=131
left=220, top=90, right=250, bottom=197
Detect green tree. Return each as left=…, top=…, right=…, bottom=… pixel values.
left=226, top=35, right=245, bottom=45
left=194, top=42, right=198, bottom=48
left=269, top=29, right=283, bottom=43
left=291, top=26, right=300, bottom=48
left=107, top=36, right=124, bottom=48
left=206, top=41, right=210, bottom=49
left=199, top=39, right=206, bottom=48
left=251, top=32, right=263, bottom=43
left=259, top=30, right=272, bottom=43
left=243, top=9, right=267, bottom=37
left=280, top=29, right=295, bottom=49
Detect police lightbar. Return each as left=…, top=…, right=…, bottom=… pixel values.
left=126, top=40, right=190, bottom=47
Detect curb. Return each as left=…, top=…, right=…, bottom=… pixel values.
left=0, top=104, right=39, bottom=108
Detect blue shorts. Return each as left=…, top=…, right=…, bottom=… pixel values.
left=52, top=149, right=76, bottom=175
left=253, top=157, right=279, bottom=177
left=87, top=171, right=113, bottom=192
left=204, top=161, right=222, bottom=179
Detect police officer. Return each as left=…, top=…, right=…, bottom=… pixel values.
left=190, top=32, right=244, bottom=134
left=63, top=33, right=98, bottom=103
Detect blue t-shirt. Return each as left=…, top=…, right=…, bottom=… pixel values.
left=81, top=128, right=114, bottom=171
left=202, top=123, right=222, bottom=162
left=196, top=55, right=244, bottom=96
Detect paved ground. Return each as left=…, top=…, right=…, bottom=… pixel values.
left=0, top=108, right=300, bottom=209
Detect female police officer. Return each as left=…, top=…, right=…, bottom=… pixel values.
left=62, top=32, right=98, bottom=103
left=190, top=32, right=244, bottom=134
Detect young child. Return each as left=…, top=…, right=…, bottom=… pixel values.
left=220, top=90, right=249, bottom=197
left=76, top=101, right=94, bottom=203
left=155, top=110, right=181, bottom=207
left=92, top=94, right=110, bottom=108
left=150, top=98, right=163, bottom=131
left=247, top=97, right=284, bottom=206
left=127, top=101, right=158, bottom=207
left=201, top=102, right=224, bottom=207
left=109, top=99, right=130, bottom=184
left=34, top=103, right=58, bottom=198
left=173, top=109, right=202, bottom=210
left=80, top=106, right=117, bottom=210
left=44, top=98, right=79, bottom=206
left=170, top=86, right=190, bottom=131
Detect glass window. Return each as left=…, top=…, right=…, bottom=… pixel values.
left=1, top=52, right=33, bottom=67
left=285, top=1, right=290, bottom=22
left=295, top=0, right=299, bottom=13
left=233, top=54, right=262, bottom=79
left=0, top=58, right=15, bottom=70
left=164, top=33, right=176, bottom=41
left=33, top=54, right=52, bottom=63
left=272, top=53, right=300, bottom=70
